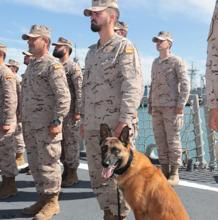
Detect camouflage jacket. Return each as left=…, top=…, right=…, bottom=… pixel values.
left=82, top=34, right=144, bottom=131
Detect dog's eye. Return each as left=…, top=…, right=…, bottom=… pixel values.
left=111, top=147, right=120, bottom=154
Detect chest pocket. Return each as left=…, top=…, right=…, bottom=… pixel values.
left=100, top=57, right=117, bottom=81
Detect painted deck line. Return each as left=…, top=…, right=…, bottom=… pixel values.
left=79, top=162, right=218, bottom=192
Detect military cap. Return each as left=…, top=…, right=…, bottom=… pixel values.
left=6, top=59, right=20, bottom=68
left=84, top=0, right=119, bottom=16
left=52, top=37, right=73, bottom=49
left=22, top=51, right=33, bottom=56
left=152, top=31, right=173, bottom=43
left=0, top=43, right=7, bottom=54
left=22, top=24, right=51, bottom=40
left=114, top=21, right=128, bottom=32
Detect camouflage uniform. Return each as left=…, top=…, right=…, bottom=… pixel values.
left=21, top=53, right=71, bottom=194
left=82, top=33, right=143, bottom=216
left=0, top=63, right=18, bottom=177
left=14, top=74, right=25, bottom=154
left=149, top=53, right=190, bottom=166
left=61, top=58, right=83, bottom=169
left=206, top=1, right=218, bottom=109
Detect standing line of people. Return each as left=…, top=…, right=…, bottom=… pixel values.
left=0, top=0, right=218, bottom=220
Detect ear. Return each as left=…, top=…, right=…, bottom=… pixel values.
left=119, top=126, right=130, bottom=147
left=100, top=124, right=112, bottom=145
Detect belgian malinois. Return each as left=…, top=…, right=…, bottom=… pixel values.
left=100, top=124, right=189, bottom=220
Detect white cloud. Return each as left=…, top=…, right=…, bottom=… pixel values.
left=123, top=0, right=215, bottom=23
left=4, top=0, right=89, bottom=15
left=3, top=0, right=216, bottom=22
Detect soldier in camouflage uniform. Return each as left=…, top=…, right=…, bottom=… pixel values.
left=0, top=44, right=18, bottom=199
left=148, top=31, right=190, bottom=186
left=114, top=21, right=128, bottom=37
left=6, top=59, right=27, bottom=168
left=21, top=25, right=71, bottom=220
left=206, top=1, right=218, bottom=132
left=82, top=1, right=143, bottom=219
left=52, top=37, right=83, bottom=187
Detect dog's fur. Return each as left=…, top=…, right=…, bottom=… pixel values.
left=100, top=124, right=189, bottom=220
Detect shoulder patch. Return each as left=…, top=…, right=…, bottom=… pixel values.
left=125, top=46, right=134, bottom=54
left=53, top=63, right=62, bottom=70
left=5, top=74, right=13, bottom=80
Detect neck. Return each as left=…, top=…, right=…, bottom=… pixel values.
left=60, top=53, right=69, bottom=63
left=99, top=26, right=115, bottom=47
left=34, top=49, right=48, bottom=59
left=159, top=49, right=170, bottom=59
left=114, top=149, right=133, bottom=175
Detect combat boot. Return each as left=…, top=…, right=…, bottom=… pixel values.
left=61, top=167, right=78, bottom=187
left=0, top=176, right=17, bottom=199
left=22, top=194, right=46, bottom=216
left=161, top=164, right=170, bottom=179
left=33, top=193, right=60, bottom=220
left=16, top=153, right=26, bottom=167
left=168, top=165, right=180, bottom=186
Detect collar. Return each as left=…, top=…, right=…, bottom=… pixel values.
left=114, top=149, right=133, bottom=175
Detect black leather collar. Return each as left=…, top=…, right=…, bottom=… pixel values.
left=114, top=149, right=133, bottom=175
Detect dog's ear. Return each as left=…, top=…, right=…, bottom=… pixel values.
left=119, top=126, right=130, bottom=147
left=100, top=124, right=112, bottom=145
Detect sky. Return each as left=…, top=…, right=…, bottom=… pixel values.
left=0, top=0, right=216, bottom=87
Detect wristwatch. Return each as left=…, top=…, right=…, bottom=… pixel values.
left=51, top=118, right=61, bottom=126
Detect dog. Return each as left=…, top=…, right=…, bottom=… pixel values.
left=100, top=124, right=189, bottom=220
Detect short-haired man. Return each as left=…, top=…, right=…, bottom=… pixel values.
left=0, top=44, right=18, bottom=199
left=6, top=59, right=27, bottom=168
left=21, top=25, right=71, bottom=219
left=149, top=31, right=190, bottom=186
left=82, top=1, right=143, bottom=219
left=52, top=37, right=83, bottom=187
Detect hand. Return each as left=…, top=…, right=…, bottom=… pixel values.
left=49, top=125, right=61, bottom=137
left=209, top=108, right=218, bottom=131
left=74, top=113, right=81, bottom=121
left=1, top=124, right=11, bottom=133
left=80, top=124, right=84, bottom=138
left=115, top=122, right=127, bottom=138
left=176, top=107, right=184, bottom=115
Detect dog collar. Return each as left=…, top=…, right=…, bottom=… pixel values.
left=114, top=149, right=133, bottom=175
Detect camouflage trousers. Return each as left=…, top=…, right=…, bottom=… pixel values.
left=152, top=107, right=183, bottom=166
left=0, top=123, right=18, bottom=177
left=23, top=122, right=62, bottom=194
left=61, top=119, right=80, bottom=169
left=14, top=122, right=25, bottom=154
left=84, top=130, right=130, bottom=217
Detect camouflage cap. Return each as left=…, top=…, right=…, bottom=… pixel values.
left=22, top=51, right=33, bottom=56
left=6, top=59, right=20, bottom=68
left=114, top=21, right=128, bottom=32
left=0, top=43, right=7, bottom=54
left=52, top=37, right=73, bottom=49
left=84, top=0, right=119, bottom=16
left=22, top=24, right=51, bottom=40
left=152, top=31, right=173, bottom=43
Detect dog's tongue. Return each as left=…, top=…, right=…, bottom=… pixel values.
left=101, top=165, right=116, bottom=179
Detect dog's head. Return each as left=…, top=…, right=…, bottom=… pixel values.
left=100, top=124, right=131, bottom=179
